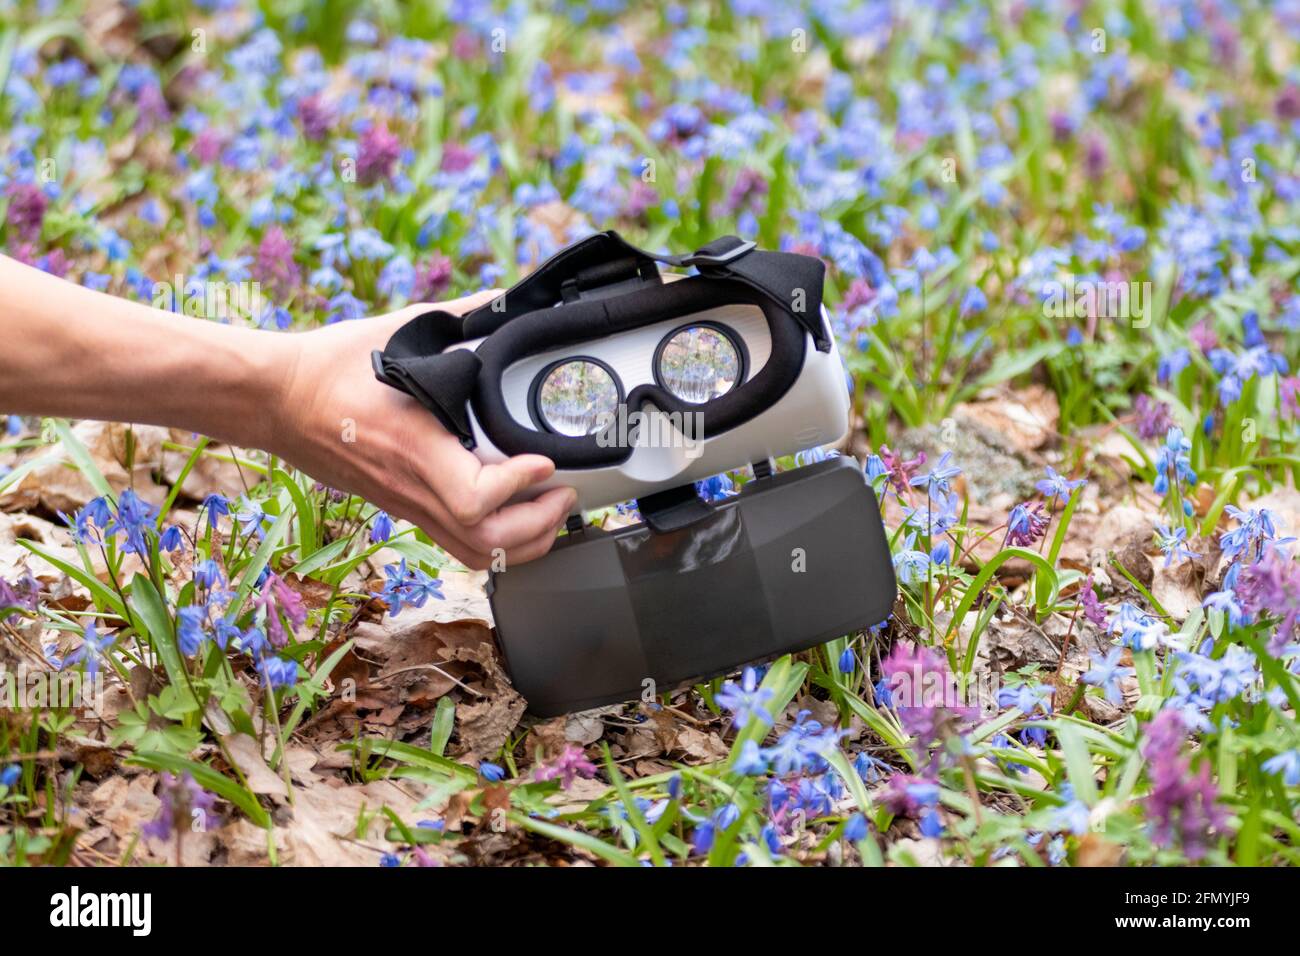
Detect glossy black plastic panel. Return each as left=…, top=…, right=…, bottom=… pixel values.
left=488, top=456, right=897, bottom=716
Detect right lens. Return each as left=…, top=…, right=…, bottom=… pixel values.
left=535, top=360, right=621, bottom=436
left=657, top=325, right=741, bottom=403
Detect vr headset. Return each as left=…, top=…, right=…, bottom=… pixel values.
left=374, top=232, right=896, bottom=716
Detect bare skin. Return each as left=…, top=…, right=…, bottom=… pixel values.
left=0, top=254, right=576, bottom=570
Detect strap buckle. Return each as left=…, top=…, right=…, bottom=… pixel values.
left=683, top=240, right=756, bottom=268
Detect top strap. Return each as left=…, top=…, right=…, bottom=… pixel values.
left=460, top=231, right=828, bottom=350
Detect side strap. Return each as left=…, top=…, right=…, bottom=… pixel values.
left=371, top=309, right=480, bottom=447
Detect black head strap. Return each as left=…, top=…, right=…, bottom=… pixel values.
left=461, top=232, right=829, bottom=350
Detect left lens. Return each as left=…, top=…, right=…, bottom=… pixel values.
left=535, top=359, right=621, bottom=436
left=657, top=325, right=742, bottom=403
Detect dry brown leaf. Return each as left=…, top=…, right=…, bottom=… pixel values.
left=0, top=421, right=170, bottom=514
left=673, top=725, right=729, bottom=763
left=457, top=689, right=528, bottom=758
left=268, top=778, right=430, bottom=866
left=566, top=706, right=616, bottom=745
left=160, top=432, right=251, bottom=503
left=222, top=732, right=289, bottom=799
left=955, top=385, right=1060, bottom=452
left=525, top=716, right=569, bottom=760
left=1077, top=832, right=1124, bottom=866
left=1150, top=552, right=1208, bottom=623
left=88, top=773, right=220, bottom=865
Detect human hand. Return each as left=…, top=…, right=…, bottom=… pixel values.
left=269, top=291, right=576, bottom=570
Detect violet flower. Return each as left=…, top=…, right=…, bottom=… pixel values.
left=142, top=772, right=216, bottom=843
left=1140, top=710, right=1227, bottom=860
left=533, top=744, right=597, bottom=789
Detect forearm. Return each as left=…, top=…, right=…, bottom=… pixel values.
left=0, top=254, right=292, bottom=450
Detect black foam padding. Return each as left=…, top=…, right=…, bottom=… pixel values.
left=490, top=456, right=897, bottom=716
left=471, top=277, right=807, bottom=468
left=373, top=232, right=830, bottom=457
left=372, top=309, right=480, bottom=444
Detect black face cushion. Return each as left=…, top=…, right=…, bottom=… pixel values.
left=469, top=277, right=807, bottom=468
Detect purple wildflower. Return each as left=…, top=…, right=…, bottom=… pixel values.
left=876, top=445, right=926, bottom=496
left=1281, top=376, right=1300, bottom=418
left=715, top=666, right=774, bottom=729
left=141, top=772, right=216, bottom=842
left=1082, top=647, right=1134, bottom=705
left=1035, top=466, right=1086, bottom=503
left=1140, top=710, right=1227, bottom=860
left=370, top=510, right=394, bottom=543
left=376, top=559, right=445, bottom=617
left=760, top=711, right=845, bottom=775
left=255, top=573, right=307, bottom=648
left=1006, top=502, right=1049, bottom=547
left=881, top=642, right=975, bottom=749
left=1080, top=576, right=1108, bottom=627
left=880, top=773, right=941, bottom=823
left=1154, top=524, right=1200, bottom=567
left=253, top=225, right=300, bottom=297
left=412, top=253, right=453, bottom=300
left=4, top=182, right=47, bottom=242
left=63, top=621, right=114, bottom=676
left=1133, top=395, right=1173, bottom=441
left=439, top=142, right=476, bottom=173
left=1235, top=553, right=1300, bottom=654
left=909, top=451, right=962, bottom=497
left=256, top=654, right=298, bottom=689
left=725, top=167, right=768, bottom=214
left=296, top=94, right=335, bottom=140
left=0, top=571, right=39, bottom=622
left=1188, top=319, right=1218, bottom=353
left=103, top=489, right=159, bottom=555
left=533, top=744, right=597, bottom=789
left=357, top=121, right=402, bottom=184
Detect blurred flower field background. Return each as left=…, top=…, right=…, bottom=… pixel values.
left=3, top=0, right=1300, bottom=866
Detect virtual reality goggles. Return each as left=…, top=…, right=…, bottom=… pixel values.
left=374, top=232, right=896, bottom=716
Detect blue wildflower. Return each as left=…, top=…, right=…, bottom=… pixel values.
left=64, top=621, right=114, bottom=676
left=1035, top=466, right=1086, bottom=503
left=715, top=667, right=774, bottom=729
left=1081, top=647, right=1134, bottom=705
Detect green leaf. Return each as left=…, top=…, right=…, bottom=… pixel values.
left=601, top=744, right=664, bottom=866
left=275, top=467, right=318, bottom=560
left=507, top=810, right=639, bottom=866
left=287, top=537, right=351, bottom=577
left=17, top=540, right=127, bottom=619
left=128, top=751, right=270, bottom=829
left=276, top=638, right=355, bottom=758
left=128, top=573, right=194, bottom=708
left=429, top=698, right=455, bottom=757
left=945, top=547, right=1059, bottom=644
left=229, top=509, right=294, bottom=615
left=1055, top=722, right=1099, bottom=806
left=340, top=739, right=477, bottom=782
left=50, top=418, right=115, bottom=501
